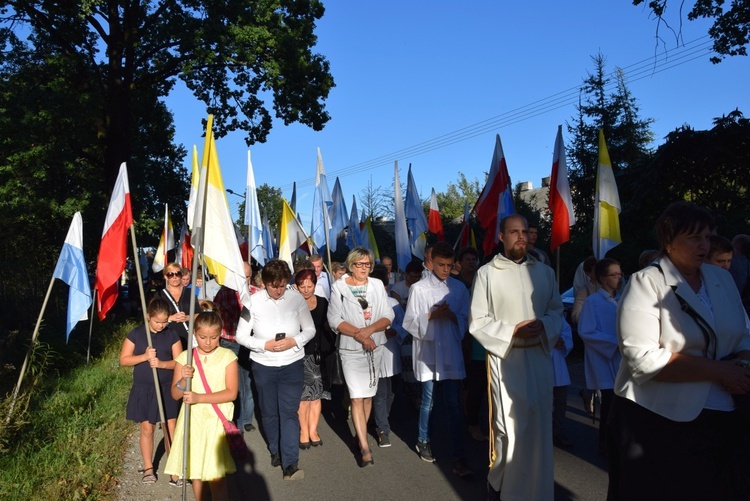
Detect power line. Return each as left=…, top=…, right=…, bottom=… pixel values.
left=281, top=36, right=713, bottom=191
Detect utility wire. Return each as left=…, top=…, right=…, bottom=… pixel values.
left=281, top=36, right=713, bottom=191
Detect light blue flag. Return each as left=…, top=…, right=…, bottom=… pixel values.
left=244, top=151, right=266, bottom=265
left=328, top=177, right=348, bottom=253
left=53, top=212, right=92, bottom=341
left=261, top=208, right=276, bottom=261
left=347, top=195, right=361, bottom=249
left=404, top=164, right=428, bottom=258
left=310, top=147, right=333, bottom=252
left=393, top=161, right=412, bottom=272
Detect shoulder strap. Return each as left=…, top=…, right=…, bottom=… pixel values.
left=649, top=263, right=716, bottom=359
left=162, top=289, right=189, bottom=332
left=192, top=348, right=230, bottom=423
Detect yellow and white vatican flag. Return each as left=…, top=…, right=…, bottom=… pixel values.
left=593, top=129, right=622, bottom=260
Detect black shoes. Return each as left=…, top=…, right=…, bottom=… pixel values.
left=283, top=464, right=304, bottom=480
left=270, top=452, right=281, bottom=468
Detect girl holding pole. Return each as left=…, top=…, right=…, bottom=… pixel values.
left=119, top=297, right=181, bottom=484
left=165, top=300, right=239, bottom=500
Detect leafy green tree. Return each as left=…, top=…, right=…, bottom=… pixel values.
left=623, top=109, right=750, bottom=245
left=1, top=0, right=334, bottom=185
left=566, top=53, right=654, bottom=231
left=633, top=0, right=750, bottom=62
left=434, top=173, right=482, bottom=223
left=0, top=1, right=334, bottom=331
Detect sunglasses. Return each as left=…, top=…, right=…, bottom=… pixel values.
left=357, top=298, right=369, bottom=310
left=166, top=271, right=183, bottom=278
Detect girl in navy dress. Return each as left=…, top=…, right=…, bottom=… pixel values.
left=120, top=297, right=182, bottom=484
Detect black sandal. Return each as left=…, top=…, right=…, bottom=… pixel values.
left=139, top=467, right=156, bottom=483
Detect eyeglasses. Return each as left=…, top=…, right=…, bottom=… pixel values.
left=352, top=261, right=372, bottom=269
left=166, top=271, right=183, bottom=278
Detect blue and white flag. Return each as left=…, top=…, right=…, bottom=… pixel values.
left=310, top=147, right=333, bottom=251
left=328, top=177, right=348, bottom=253
left=393, top=162, right=412, bottom=272
left=347, top=195, right=361, bottom=249
left=244, top=151, right=266, bottom=265
left=404, top=165, right=428, bottom=259
left=53, top=212, right=92, bottom=341
left=262, top=208, right=276, bottom=261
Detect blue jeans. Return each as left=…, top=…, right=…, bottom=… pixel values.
left=221, top=338, right=255, bottom=428
left=252, top=359, right=304, bottom=468
left=419, top=379, right=465, bottom=460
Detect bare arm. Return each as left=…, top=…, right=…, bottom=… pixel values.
left=119, top=338, right=152, bottom=367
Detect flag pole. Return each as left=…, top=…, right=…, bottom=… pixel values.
left=6, top=276, right=56, bottom=424
left=130, top=226, right=170, bottom=449
left=182, top=122, right=211, bottom=500
left=556, top=247, right=561, bottom=292
left=323, top=196, right=333, bottom=274
left=86, top=290, right=96, bottom=364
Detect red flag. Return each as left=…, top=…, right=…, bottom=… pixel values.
left=176, top=222, right=194, bottom=269
left=548, top=126, right=577, bottom=252
left=473, top=134, right=514, bottom=255
left=428, top=189, right=444, bottom=241
left=458, top=202, right=470, bottom=248
left=94, top=163, right=133, bottom=320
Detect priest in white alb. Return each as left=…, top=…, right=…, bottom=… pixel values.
left=469, top=214, right=563, bottom=501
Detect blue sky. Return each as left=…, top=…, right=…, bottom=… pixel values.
left=166, top=1, right=749, bottom=229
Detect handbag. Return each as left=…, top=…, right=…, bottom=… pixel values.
left=326, top=350, right=345, bottom=386
left=192, top=349, right=250, bottom=462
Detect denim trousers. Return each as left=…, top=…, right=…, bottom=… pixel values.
left=251, top=358, right=304, bottom=468
left=220, top=338, right=255, bottom=428
left=419, top=379, right=464, bottom=460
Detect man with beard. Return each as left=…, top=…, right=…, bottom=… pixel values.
left=469, top=214, right=563, bottom=501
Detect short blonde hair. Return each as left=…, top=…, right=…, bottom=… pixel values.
left=345, top=247, right=374, bottom=273
left=164, top=262, right=182, bottom=276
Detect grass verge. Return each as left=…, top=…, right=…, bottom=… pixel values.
left=0, top=321, right=137, bottom=500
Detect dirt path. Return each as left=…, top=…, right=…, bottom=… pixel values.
left=115, top=424, right=194, bottom=500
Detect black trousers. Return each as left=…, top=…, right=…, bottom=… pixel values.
left=607, top=395, right=750, bottom=501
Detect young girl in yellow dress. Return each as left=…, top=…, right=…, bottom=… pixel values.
left=165, top=301, right=239, bottom=500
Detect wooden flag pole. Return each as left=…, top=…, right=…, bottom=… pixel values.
left=322, top=195, right=333, bottom=273
left=6, top=276, right=56, bottom=424
left=130, top=226, right=170, bottom=450
left=182, top=150, right=210, bottom=501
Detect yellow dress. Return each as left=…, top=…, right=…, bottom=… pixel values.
left=164, top=347, right=237, bottom=481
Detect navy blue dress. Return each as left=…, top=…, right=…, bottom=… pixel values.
left=125, top=325, right=181, bottom=423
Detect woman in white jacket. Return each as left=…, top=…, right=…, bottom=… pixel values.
left=328, top=247, right=394, bottom=467
left=608, top=202, right=750, bottom=500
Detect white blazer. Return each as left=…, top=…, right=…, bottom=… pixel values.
left=615, top=256, right=750, bottom=421
left=327, top=276, right=394, bottom=351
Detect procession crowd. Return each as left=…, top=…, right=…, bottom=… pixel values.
left=120, top=202, right=750, bottom=501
